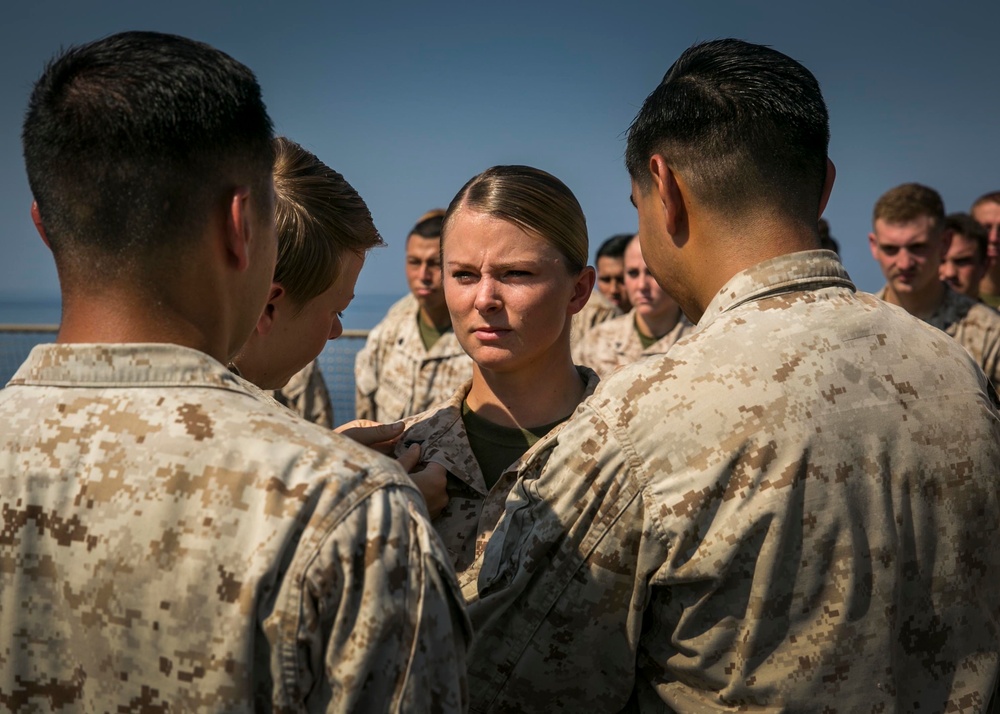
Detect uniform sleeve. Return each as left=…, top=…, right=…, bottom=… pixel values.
left=275, top=482, right=471, bottom=712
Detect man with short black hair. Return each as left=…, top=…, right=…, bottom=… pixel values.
left=355, top=209, right=473, bottom=421
left=462, top=39, right=1000, bottom=712
left=1, top=32, right=468, bottom=711
left=940, top=212, right=991, bottom=300
left=870, top=183, right=1000, bottom=385
left=594, top=232, right=633, bottom=311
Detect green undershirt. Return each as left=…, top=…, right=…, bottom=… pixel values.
left=418, top=311, right=452, bottom=351
left=462, top=402, right=570, bottom=490
left=634, top=314, right=660, bottom=350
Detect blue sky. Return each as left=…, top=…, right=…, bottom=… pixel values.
left=1, top=0, right=997, bottom=305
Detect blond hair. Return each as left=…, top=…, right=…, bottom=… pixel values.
left=272, top=136, right=382, bottom=306
left=443, top=165, right=588, bottom=272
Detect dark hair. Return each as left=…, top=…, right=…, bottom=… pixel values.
left=596, top=233, right=633, bottom=260
left=945, top=212, right=989, bottom=265
left=272, top=137, right=382, bottom=306
left=443, top=165, right=588, bottom=273
left=625, top=39, right=829, bottom=219
left=817, top=218, right=839, bottom=255
left=22, top=31, right=274, bottom=271
left=410, top=209, right=446, bottom=240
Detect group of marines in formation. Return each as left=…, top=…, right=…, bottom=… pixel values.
left=1, top=29, right=999, bottom=714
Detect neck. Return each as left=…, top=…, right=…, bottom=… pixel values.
left=685, top=212, right=823, bottom=323
left=980, top=268, right=1000, bottom=298
left=465, top=342, right=584, bottom=429
left=57, top=281, right=243, bottom=365
left=635, top=305, right=680, bottom=339
left=419, top=303, right=451, bottom=331
left=882, top=280, right=945, bottom=320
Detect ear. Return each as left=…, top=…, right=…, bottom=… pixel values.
left=255, top=283, right=285, bottom=336
left=818, top=159, right=836, bottom=217
left=649, top=155, right=685, bottom=238
left=868, top=232, right=880, bottom=262
left=567, top=266, right=597, bottom=316
left=31, top=201, right=51, bottom=250
left=223, top=186, right=253, bottom=271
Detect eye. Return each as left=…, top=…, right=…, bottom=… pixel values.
left=451, top=270, right=477, bottom=283
left=504, top=270, right=531, bottom=279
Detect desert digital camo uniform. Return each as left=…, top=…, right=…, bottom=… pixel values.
left=877, top=284, right=1000, bottom=388
left=355, top=294, right=473, bottom=422
left=272, top=359, right=334, bottom=428
left=462, top=250, right=1000, bottom=712
left=395, top=366, right=600, bottom=575
left=0, top=343, right=470, bottom=712
left=570, top=288, right=622, bottom=348
left=572, top=309, right=693, bottom=378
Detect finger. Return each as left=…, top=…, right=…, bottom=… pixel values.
left=410, top=463, right=449, bottom=518
left=395, top=443, right=421, bottom=473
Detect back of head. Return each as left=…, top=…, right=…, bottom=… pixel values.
left=872, top=183, right=945, bottom=229
left=443, top=165, right=588, bottom=272
left=272, top=136, right=382, bottom=306
left=22, top=31, right=274, bottom=286
left=597, top=233, right=633, bottom=260
left=625, top=39, right=829, bottom=221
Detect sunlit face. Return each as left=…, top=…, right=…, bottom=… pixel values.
left=443, top=209, right=582, bottom=374
left=256, top=251, right=363, bottom=390
left=596, top=256, right=629, bottom=310
left=939, top=231, right=987, bottom=298
left=868, top=215, right=944, bottom=296
left=624, top=235, right=676, bottom=321
left=972, top=201, right=1000, bottom=262
left=405, top=234, right=445, bottom=315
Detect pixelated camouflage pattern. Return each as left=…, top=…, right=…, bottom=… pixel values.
left=355, top=294, right=473, bottom=422
left=0, top=343, right=470, bottom=712
left=572, top=309, right=694, bottom=378
left=462, top=250, right=1000, bottom=712
left=395, top=366, right=599, bottom=575
left=570, top=288, right=622, bottom=348
left=877, top=284, right=1000, bottom=388
left=271, top=360, right=334, bottom=428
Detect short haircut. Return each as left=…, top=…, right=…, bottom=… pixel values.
left=272, top=137, right=383, bottom=307
left=22, top=31, right=274, bottom=274
left=945, top=212, right=989, bottom=265
left=972, top=191, right=1000, bottom=211
left=410, top=209, right=446, bottom=240
left=443, top=165, right=588, bottom=273
left=625, top=39, right=830, bottom=219
left=596, top=234, right=633, bottom=260
left=872, top=183, right=945, bottom=229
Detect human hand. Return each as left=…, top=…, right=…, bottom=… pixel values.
left=335, top=419, right=404, bottom=455
left=396, top=443, right=449, bottom=519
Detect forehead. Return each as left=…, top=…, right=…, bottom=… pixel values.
left=945, top=233, right=981, bottom=256
left=872, top=216, right=937, bottom=244
left=973, top=201, right=1000, bottom=222
left=596, top=256, right=624, bottom=273
left=405, top=235, right=441, bottom=258
left=623, top=237, right=644, bottom=266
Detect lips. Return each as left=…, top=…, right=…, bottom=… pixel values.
left=472, top=326, right=511, bottom=340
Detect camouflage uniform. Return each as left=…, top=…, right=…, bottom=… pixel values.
left=0, top=343, right=470, bottom=712
left=572, top=310, right=693, bottom=378
left=355, top=294, right=473, bottom=422
left=570, top=289, right=622, bottom=348
left=462, top=250, right=1000, bottom=712
left=395, top=366, right=600, bottom=575
left=271, top=359, right=334, bottom=428
left=877, top=284, right=1000, bottom=388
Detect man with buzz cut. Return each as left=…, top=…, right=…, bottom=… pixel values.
left=0, top=31, right=468, bottom=711
left=460, top=39, right=1000, bottom=712
left=939, top=212, right=991, bottom=301
left=870, top=182, right=1000, bottom=387
left=355, top=209, right=473, bottom=421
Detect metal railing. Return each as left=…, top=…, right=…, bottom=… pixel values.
left=1, top=325, right=369, bottom=428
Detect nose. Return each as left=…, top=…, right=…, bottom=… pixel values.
left=419, top=263, right=433, bottom=283
left=896, top=250, right=914, bottom=270
left=939, top=260, right=956, bottom=280
left=474, top=277, right=501, bottom=313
